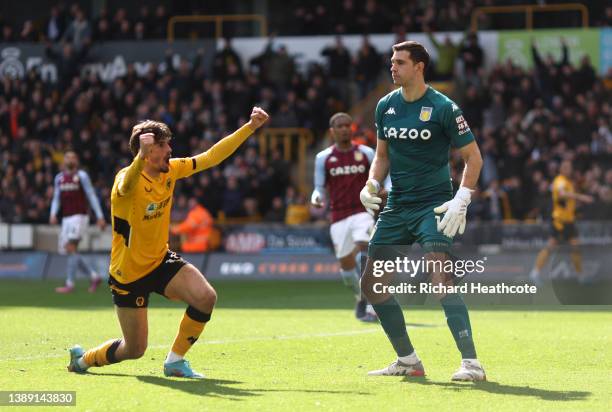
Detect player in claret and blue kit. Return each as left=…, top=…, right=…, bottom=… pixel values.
left=50, top=151, right=106, bottom=293
left=311, top=112, right=378, bottom=322
left=359, top=41, right=486, bottom=381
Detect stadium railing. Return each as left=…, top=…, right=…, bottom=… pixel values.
left=167, top=14, right=268, bottom=41
left=257, top=128, right=314, bottom=195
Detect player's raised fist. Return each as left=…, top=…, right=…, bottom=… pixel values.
left=247, top=106, right=269, bottom=130
left=138, top=132, right=155, bottom=158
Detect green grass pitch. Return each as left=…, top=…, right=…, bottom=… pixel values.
left=0, top=279, right=610, bottom=411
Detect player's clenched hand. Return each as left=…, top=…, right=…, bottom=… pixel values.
left=310, top=189, right=324, bottom=208
left=360, top=179, right=382, bottom=216
left=433, top=186, right=472, bottom=238
left=138, top=132, right=155, bottom=159
left=96, top=218, right=106, bottom=230
left=247, top=106, right=270, bottom=130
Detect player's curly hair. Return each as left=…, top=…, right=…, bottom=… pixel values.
left=392, top=41, right=430, bottom=70
left=129, top=120, right=173, bottom=156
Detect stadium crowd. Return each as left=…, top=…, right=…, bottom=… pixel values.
left=426, top=36, right=612, bottom=222
left=1, top=1, right=611, bottom=42
left=0, top=4, right=611, bottom=225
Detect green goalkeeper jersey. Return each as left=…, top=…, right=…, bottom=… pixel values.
left=374, top=86, right=475, bottom=206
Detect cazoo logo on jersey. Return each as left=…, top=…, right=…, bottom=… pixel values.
left=330, top=164, right=367, bottom=176
left=383, top=127, right=431, bottom=140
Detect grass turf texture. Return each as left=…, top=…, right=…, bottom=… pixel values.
left=0, top=279, right=610, bottom=411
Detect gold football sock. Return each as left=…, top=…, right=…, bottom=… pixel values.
left=170, top=307, right=210, bottom=357
left=534, top=248, right=550, bottom=271
left=571, top=248, right=583, bottom=273
left=82, top=339, right=122, bottom=367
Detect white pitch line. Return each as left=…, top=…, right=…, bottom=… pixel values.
left=0, top=328, right=380, bottom=363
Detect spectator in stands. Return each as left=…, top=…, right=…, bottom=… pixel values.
left=321, top=36, right=352, bottom=106
left=2, top=24, right=15, bottom=42
left=423, top=24, right=460, bottom=80
left=62, top=7, right=91, bottom=51
left=93, top=16, right=113, bottom=42
left=574, top=55, right=597, bottom=94
left=222, top=175, right=244, bottom=217
left=459, top=32, right=483, bottom=77
left=266, top=45, right=295, bottom=94
left=482, top=180, right=509, bottom=221
left=137, top=5, right=153, bottom=38
left=357, top=0, right=390, bottom=34
left=334, top=0, right=359, bottom=34
left=354, top=35, right=382, bottom=98
left=284, top=186, right=310, bottom=225
left=152, top=5, right=169, bottom=38
left=600, top=6, right=612, bottom=26
left=531, top=37, right=568, bottom=101
left=115, top=19, right=132, bottom=41
left=264, top=196, right=286, bottom=222
left=212, top=38, right=244, bottom=82
left=45, top=6, right=67, bottom=42
left=19, top=20, right=37, bottom=42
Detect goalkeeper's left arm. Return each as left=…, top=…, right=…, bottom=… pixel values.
left=433, top=141, right=483, bottom=238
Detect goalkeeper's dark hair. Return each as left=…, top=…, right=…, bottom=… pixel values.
left=392, top=41, right=430, bottom=70
left=129, top=120, right=172, bottom=156
left=329, top=112, right=352, bottom=128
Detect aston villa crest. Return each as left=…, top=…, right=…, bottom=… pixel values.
left=419, top=107, right=433, bottom=122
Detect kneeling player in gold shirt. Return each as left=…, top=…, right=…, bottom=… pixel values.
left=66, top=107, right=269, bottom=378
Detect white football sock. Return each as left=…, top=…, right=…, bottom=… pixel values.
left=398, top=352, right=419, bottom=365
left=77, top=357, right=89, bottom=369
left=462, top=358, right=481, bottom=366
left=165, top=351, right=183, bottom=364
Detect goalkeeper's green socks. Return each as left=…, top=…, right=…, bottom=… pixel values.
left=372, top=296, right=414, bottom=356
left=441, top=293, right=477, bottom=359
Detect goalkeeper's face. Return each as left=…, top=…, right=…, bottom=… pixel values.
left=148, top=138, right=172, bottom=173
left=390, top=50, right=422, bottom=86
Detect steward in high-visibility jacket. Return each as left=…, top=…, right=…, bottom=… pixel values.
left=171, top=201, right=214, bottom=253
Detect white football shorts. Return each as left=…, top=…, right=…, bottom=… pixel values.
left=329, top=212, right=374, bottom=259
left=59, top=214, right=89, bottom=253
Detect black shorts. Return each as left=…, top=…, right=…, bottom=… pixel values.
left=108, top=250, right=187, bottom=308
left=551, top=221, right=578, bottom=243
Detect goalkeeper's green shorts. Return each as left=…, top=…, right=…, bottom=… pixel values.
left=368, top=200, right=452, bottom=258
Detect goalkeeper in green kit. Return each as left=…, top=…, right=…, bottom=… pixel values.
left=359, top=41, right=486, bottom=381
